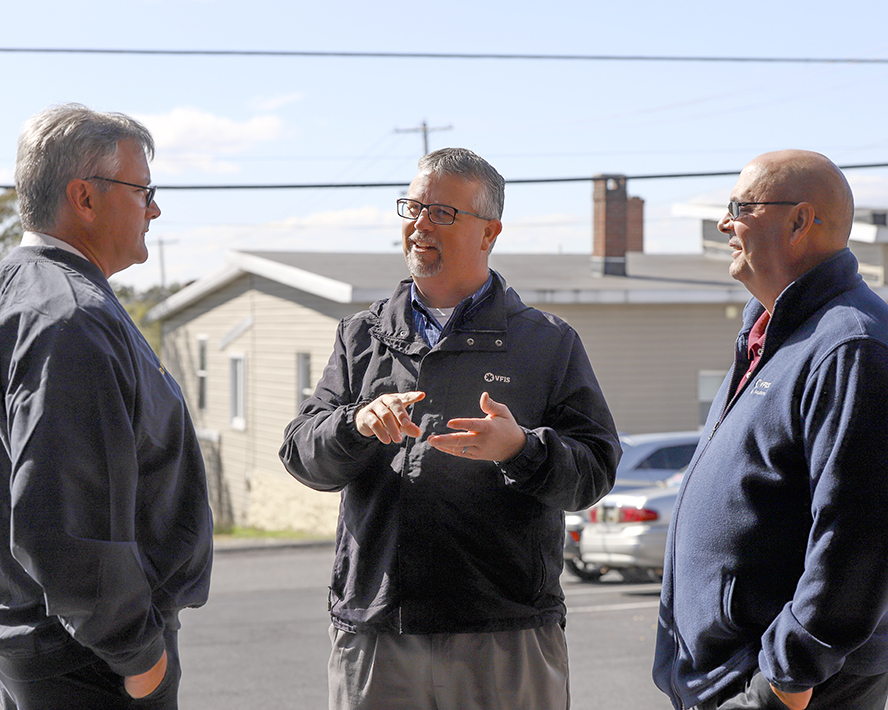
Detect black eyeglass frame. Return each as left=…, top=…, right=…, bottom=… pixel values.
left=86, top=176, right=157, bottom=208
left=728, top=200, right=821, bottom=224
left=397, top=198, right=492, bottom=225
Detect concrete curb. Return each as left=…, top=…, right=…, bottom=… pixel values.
left=212, top=537, right=334, bottom=554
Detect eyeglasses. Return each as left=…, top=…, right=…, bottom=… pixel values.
left=397, top=198, right=491, bottom=225
left=86, top=176, right=157, bottom=208
left=727, top=201, right=821, bottom=224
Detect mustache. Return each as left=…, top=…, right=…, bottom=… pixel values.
left=407, top=233, right=442, bottom=250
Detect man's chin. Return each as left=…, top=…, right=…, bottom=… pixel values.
left=406, top=251, right=443, bottom=279
left=728, top=259, right=747, bottom=283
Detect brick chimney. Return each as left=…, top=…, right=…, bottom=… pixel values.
left=591, top=175, right=644, bottom=276
left=627, top=196, right=644, bottom=253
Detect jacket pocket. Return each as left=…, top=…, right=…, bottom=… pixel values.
left=721, top=572, right=742, bottom=633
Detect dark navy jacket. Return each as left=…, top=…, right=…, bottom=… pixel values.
left=0, top=247, right=213, bottom=681
left=654, top=249, right=888, bottom=708
left=280, top=272, right=620, bottom=634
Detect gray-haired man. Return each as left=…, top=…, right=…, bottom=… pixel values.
left=281, top=147, right=620, bottom=709
left=0, top=104, right=212, bottom=709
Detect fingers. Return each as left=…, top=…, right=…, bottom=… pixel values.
left=428, top=432, right=479, bottom=458
left=428, top=392, right=526, bottom=462
left=355, top=391, right=425, bottom=443
left=479, top=390, right=505, bottom=416
left=446, top=392, right=515, bottom=432
left=770, top=686, right=813, bottom=710
left=124, top=650, right=168, bottom=699
left=356, top=391, right=525, bottom=463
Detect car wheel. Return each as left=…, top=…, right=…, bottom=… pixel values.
left=565, top=558, right=604, bottom=582
left=620, top=568, right=660, bottom=584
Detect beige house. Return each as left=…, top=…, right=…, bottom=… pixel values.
left=147, top=183, right=888, bottom=535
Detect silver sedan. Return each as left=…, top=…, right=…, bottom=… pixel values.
left=578, top=472, right=684, bottom=582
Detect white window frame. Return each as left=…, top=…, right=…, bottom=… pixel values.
left=229, top=353, right=246, bottom=430
left=296, top=352, right=312, bottom=409
left=197, top=336, right=208, bottom=410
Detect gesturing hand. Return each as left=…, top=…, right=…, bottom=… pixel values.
left=428, top=392, right=527, bottom=463
left=355, top=391, right=425, bottom=444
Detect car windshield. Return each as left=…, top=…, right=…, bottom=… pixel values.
left=613, top=434, right=699, bottom=489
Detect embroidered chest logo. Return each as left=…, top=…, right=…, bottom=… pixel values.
left=752, top=379, right=771, bottom=396
left=484, top=372, right=511, bottom=384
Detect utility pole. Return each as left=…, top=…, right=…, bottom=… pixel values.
left=395, top=119, right=453, bottom=155
left=150, top=237, right=179, bottom=292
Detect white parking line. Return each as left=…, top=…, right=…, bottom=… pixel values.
left=568, top=600, right=661, bottom=614
left=563, top=583, right=661, bottom=597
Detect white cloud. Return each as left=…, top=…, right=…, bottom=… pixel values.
left=269, top=206, right=396, bottom=230
left=249, top=92, right=305, bottom=112
left=134, top=107, right=284, bottom=176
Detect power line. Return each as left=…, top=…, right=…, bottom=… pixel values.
left=2, top=47, right=888, bottom=64
left=394, top=120, right=453, bottom=155
left=3, top=162, right=888, bottom=193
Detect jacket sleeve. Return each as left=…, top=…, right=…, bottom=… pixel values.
left=7, top=311, right=165, bottom=677
left=495, top=326, right=621, bottom=512
left=760, top=339, right=888, bottom=692
left=279, top=319, right=380, bottom=492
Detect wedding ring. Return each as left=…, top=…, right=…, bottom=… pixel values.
left=462, top=447, right=467, bottom=455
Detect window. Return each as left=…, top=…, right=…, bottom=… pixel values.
left=197, top=337, right=208, bottom=410
left=296, top=352, right=312, bottom=409
left=230, top=354, right=245, bottom=430
left=635, top=445, right=698, bottom=471
left=698, top=370, right=726, bottom=426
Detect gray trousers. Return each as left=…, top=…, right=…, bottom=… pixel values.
left=328, top=623, right=570, bottom=710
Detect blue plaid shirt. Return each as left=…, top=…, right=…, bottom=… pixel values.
left=410, top=273, right=494, bottom=347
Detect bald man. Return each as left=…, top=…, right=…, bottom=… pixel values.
left=653, top=151, right=888, bottom=710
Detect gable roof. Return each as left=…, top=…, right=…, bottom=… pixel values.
left=147, top=249, right=751, bottom=323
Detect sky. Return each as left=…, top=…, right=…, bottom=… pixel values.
left=3, top=0, right=888, bottom=291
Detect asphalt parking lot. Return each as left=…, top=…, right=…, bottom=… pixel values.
left=177, top=542, right=669, bottom=709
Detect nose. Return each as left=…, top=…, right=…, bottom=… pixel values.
left=148, top=199, right=161, bottom=220
left=717, top=211, right=732, bottom=234
left=413, top=206, right=434, bottom=229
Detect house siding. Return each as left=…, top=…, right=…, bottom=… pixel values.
left=161, top=274, right=359, bottom=535
left=545, top=303, right=742, bottom=433
left=159, top=277, right=744, bottom=534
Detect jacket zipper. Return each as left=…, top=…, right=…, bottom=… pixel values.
left=669, top=347, right=746, bottom=706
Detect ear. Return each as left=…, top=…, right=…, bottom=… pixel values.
left=789, top=202, right=818, bottom=246
left=65, top=179, right=99, bottom=224
left=480, top=219, right=503, bottom=252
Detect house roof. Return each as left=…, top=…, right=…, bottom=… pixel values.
left=673, top=202, right=888, bottom=244
left=147, top=248, right=752, bottom=323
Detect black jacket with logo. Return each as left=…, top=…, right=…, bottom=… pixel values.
left=280, top=271, right=620, bottom=634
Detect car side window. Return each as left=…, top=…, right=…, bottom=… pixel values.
left=634, top=444, right=698, bottom=470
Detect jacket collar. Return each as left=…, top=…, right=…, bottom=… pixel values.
left=738, top=248, right=862, bottom=357
left=370, top=270, right=517, bottom=354
left=8, top=245, right=114, bottom=297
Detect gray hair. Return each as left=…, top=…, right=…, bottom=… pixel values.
left=417, top=148, right=505, bottom=220
left=14, top=103, right=155, bottom=232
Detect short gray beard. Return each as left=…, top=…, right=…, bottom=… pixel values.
left=405, top=239, right=443, bottom=278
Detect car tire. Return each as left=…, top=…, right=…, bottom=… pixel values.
left=565, top=559, right=604, bottom=582
left=620, top=568, right=661, bottom=584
